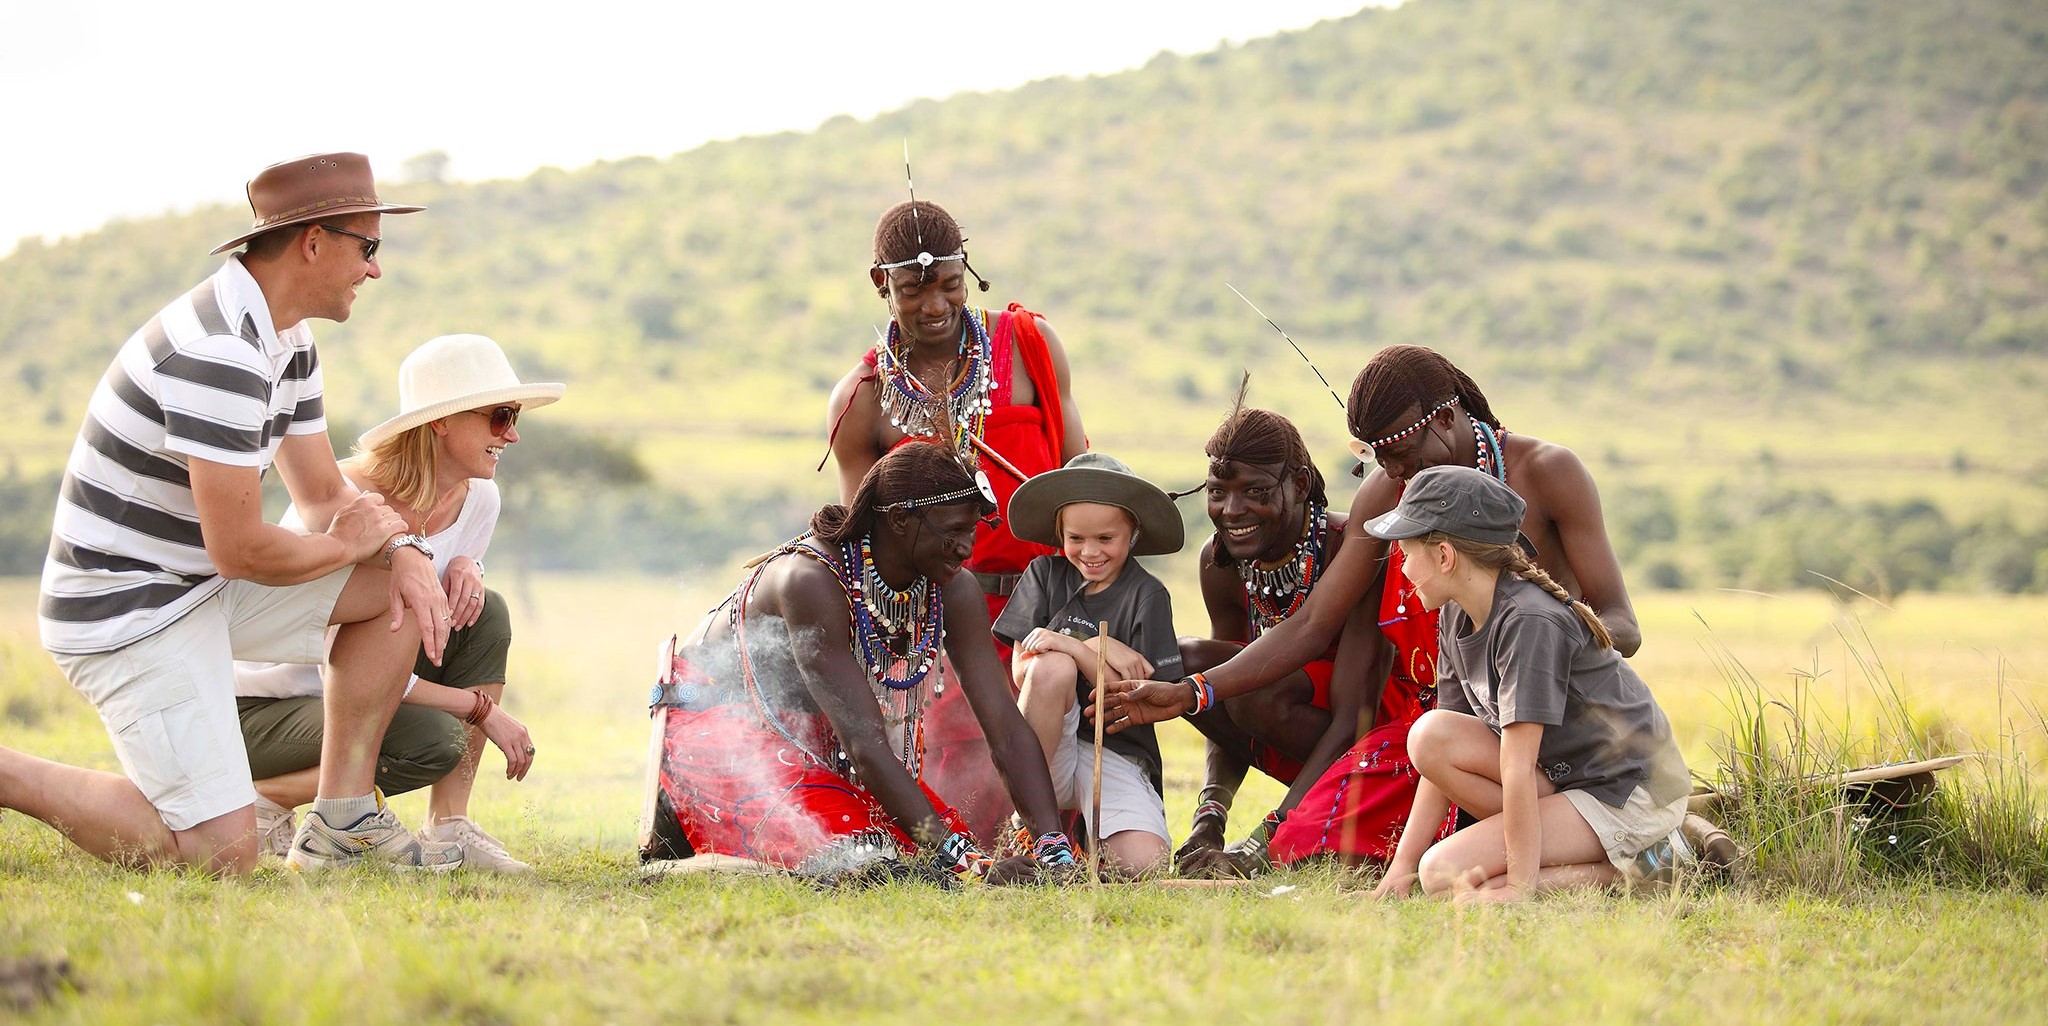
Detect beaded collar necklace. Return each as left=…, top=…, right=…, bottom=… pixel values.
left=1239, top=502, right=1328, bottom=637
left=730, top=537, right=943, bottom=779
left=874, top=311, right=993, bottom=453
left=1383, top=422, right=1510, bottom=620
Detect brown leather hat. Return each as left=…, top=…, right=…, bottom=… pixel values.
left=210, top=152, right=423, bottom=255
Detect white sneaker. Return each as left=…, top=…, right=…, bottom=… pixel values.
left=253, top=795, right=296, bottom=858
left=420, top=816, right=533, bottom=875
left=285, top=794, right=463, bottom=873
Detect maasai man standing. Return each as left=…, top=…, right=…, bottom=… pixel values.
left=649, top=443, right=1076, bottom=884
left=825, top=199, right=1087, bottom=842
left=1103, top=345, right=1650, bottom=867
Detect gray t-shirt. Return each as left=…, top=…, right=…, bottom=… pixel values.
left=1436, top=574, right=1688, bottom=809
left=993, top=555, right=1179, bottom=794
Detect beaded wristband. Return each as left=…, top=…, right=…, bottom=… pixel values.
left=1032, top=831, right=1077, bottom=869
left=934, top=831, right=993, bottom=882
left=1181, top=672, right=1216, bottom=716
left=1191, top=799, right=1229, bottom=829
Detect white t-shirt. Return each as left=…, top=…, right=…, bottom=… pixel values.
left=232, top=478, right=500, bottom=699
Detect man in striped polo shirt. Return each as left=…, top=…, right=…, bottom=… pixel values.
left=4, top=153, right=460, bottom=875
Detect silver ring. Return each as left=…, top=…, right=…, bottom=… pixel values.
left=524, top=745, right=536, bottom=755
left=440, top=614, right=451, bottom=621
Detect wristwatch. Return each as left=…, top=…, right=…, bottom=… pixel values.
left=380, top=532, right=436, bottom=568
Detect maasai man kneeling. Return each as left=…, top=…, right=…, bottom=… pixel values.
left=826, top=198, right=1088, bottom=842
left=1174, top=384, right=1392, bottom=877
left=648, top=443, right=1076, bottom=884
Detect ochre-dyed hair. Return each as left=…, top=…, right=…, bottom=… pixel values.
left=1345, top=344, right=1501, bottom=442
left=1415, top=531, right=1613, bottom=650
left=872, top=199, right=990, bottom=294
left=873, top=200, right=965, bottom=275
left=811, top=441, right=983, bottom=545
left=348, top=424, right=439, bottom=514
left=1203, top=375, right=1327, bottom=567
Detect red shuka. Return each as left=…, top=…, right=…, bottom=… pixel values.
left=655, top=697, right=970, bottom=870
left=1269, top=542, right=1447, bottom=865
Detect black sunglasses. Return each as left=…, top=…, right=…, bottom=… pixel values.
left=466, top=405, right=520, bottom=437
left=316, top=223, right=381, bottom=263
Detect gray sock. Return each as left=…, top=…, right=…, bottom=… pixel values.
left=312, top=792, right=379, bottom=826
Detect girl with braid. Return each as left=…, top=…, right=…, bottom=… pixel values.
left=1365, top=467, right=1691, bottom=901
left=1101, top=345, right=1649, bottom=867
left=825, top=199, right=1088, bottom=843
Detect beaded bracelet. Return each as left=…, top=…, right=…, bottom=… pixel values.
left=1032, top=831, right=1077, bottom=869
left=933, top=831, right=993, bottom=883
left=1191, top=799, right=1229, bottom=829
left=1181, top=672, right=1216, bottom=716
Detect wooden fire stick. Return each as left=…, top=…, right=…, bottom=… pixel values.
left=1090, top=620, right=1109, bottom=887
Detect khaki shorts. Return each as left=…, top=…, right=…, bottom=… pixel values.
left=52, top=568, right=353, bottom=831
left=1049, top=700, right=1169, bottom=844
left=1563, top=784, right=1690, bottom=879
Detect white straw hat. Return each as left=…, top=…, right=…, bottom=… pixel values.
left=359, top=334, right=565, bottom=448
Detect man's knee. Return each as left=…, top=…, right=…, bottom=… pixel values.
left=172, top=806, right=261, bottom=876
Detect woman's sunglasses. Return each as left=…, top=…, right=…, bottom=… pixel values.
left=466, top=405, right=520, bottom=437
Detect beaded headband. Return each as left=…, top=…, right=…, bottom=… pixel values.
left=1363, top=397, right=1458, bottom=450
left=874, top=250, right=965, bottom=271
left=876, top=470, right=999, bottom=511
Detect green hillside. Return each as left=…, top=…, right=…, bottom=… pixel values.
left=3, top=0, right=2045, bottom=592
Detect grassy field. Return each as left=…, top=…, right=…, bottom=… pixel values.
left=3, top=575, right=2046, bottom=1024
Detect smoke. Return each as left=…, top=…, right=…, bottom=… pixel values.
left=662, top=606, right=925, bottom=882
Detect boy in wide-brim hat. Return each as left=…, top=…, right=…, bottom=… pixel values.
left=992, top=453, right=1185, bottom=873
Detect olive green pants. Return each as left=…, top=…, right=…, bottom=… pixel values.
left=237, top=588, right=513, bottom=795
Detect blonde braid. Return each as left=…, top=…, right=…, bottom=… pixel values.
left=1503, top=547, right=1613, bottom=650
left=1427, top=531, right=1616, bottom=651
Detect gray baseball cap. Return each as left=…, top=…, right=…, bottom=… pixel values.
left=1364, top=465, right=1526, bottom=545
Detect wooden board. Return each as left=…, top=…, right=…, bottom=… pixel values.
left=637, top=854, right=778, bottom=879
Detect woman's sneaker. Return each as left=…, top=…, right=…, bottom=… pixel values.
left=285, top=797, right=462, bottom=872
left=419, top=816, right=533, bottom=875
left=252, top=796, right=297, bottom=859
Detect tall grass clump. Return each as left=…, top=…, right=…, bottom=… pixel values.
left=1699, top=618, right=2048, bottom=895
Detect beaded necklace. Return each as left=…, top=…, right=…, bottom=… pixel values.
left=1239, top=502, right=1328, bottom=638
left=874, top=310, right=993, bottom=452
left=1385, top=421, right=1510, bottom=619
left=729, top=536, right=944, bottom=780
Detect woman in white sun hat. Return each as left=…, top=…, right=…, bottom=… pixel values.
left=232, top=333, right=564, bottom=873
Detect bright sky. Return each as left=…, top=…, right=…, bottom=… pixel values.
left=0, top=1, right=1384, bottom=255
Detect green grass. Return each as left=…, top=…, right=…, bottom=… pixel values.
left=4, top=576, right=2048, bottom=1023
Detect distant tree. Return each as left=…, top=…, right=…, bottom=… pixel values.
left=402, top=150, right=452, bottom=184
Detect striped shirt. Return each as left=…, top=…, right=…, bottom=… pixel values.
left=38, top=257, right=327, bottom=655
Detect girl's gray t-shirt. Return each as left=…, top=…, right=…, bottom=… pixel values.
left=1435, top=574, right=1689, bottom=809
